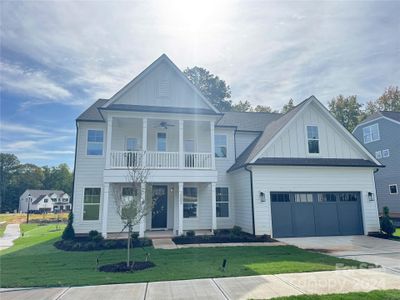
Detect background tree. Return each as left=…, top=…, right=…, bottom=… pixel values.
left=365, top=86, right=400, bottom=115
left=328, top=95, right=363, bottom=132
left=254, top=105, right=274, bottom=112
left=184, top=66, right=232, bottom=111
left=43, top=164, right=73, bottom=195
left=281, top=99, right=295, bottom=113
left=232, top=100, right=253, bottom=112
left=0, top=153, right=20, bottom=212
left=112, top=165, right=152, bottom=268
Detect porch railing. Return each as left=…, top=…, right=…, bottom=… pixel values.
left=184, top=152, right=212, bottom=169
left=146, top=151, right=179, bottom=169
left=110, top=151, right=144, bottom=168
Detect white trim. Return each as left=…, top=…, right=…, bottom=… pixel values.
left=382, top=149, right=390, bottom=158
left=215, top=186, right=230, bottom=219
left=214, top=133, right=228, bottom=159
left=86, top=128, right=105, bottom=158
left=389, top=184, right=398, bottom=195
left=362, top=123, right=380, bottom=144
left=156, top=131, right=167, bottom=152
left=353, top=116, right=400, bottom=132
left=183, top=186, right=199, bottom=219
left=125, top=136, right=140, bottom=151
left=305, top=124, right=321, bottom=156
left=82, top=186, right=102, bottom=222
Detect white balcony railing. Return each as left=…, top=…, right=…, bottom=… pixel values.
left=184, top=152, right=212, bottom=169
left=109, top=151, right=213, bottom=169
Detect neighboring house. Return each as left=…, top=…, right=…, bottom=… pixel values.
left=73, top=54, right=382, bottom=238
left=353, top=111, right=400, bottom=222
left=19, top=190, right=71, bottom=213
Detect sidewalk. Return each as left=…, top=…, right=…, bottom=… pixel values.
left=0, top=224, right=20, bottom=251
left=1, top=268, right=399, bottom=300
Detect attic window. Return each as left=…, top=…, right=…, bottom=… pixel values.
left=157, top=79, right=169, bottom=97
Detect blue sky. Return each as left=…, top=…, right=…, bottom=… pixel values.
left=1, top=0, right=399, bottom=169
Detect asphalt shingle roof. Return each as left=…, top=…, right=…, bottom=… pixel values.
left=216, top=111, right=281, bottom=132
left=76, top=99, right=108, bottom=122
left=358, top=111, right=400, bottom=125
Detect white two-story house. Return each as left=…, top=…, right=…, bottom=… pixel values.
left=73, top=54, right=382, bottom=238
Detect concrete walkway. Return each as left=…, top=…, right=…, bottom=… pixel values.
left=0, top=224, right=20, bottom=251
left=1, top=269, right=399, bottom=300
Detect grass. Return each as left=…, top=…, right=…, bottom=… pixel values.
left=395, top=228, right=400, bottom=237
left=0, top=222, right=6, bottom=237
left=0, top=213, right=68, bottom=224
left=0, top=224, right=374, bottom=288
left=272, top=289, right=400, bottom=299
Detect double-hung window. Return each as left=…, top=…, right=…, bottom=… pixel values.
left=183, top=187, right=197, bottom=218
left=121, top=187, right=139, bottom=219
left=382, top=149, right=390, bottom=158
left=363, top=123, right=380, bottom=144
left=157, top=132, right=167, bottom=152
left=216, top=187, right=229, bottom=217
left=389, top=184, right=398, bottom=194
left=83, top=188, right=101, bottom=220
left=215, top=135, right=227, bottom=158
left=87, top=130, right=104, bottom=155
left=306, top=126, right=319, bottom=154
left=126, top=138, right=139, bottom=151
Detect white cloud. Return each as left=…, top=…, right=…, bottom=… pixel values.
left=0, top=122, right=49, bottom=136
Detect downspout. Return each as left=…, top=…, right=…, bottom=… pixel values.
left=244, top=165, right=256, bottom=236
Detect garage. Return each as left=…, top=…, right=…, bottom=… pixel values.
left=271, top=192, right=364, bottom=238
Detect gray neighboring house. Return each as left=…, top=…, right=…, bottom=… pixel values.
left=353, top=111, right=400, bottom=222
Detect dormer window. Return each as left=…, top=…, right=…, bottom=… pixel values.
left=363, top=123, right=380, bottom=144
left=307, top=125, right=319, bottom=154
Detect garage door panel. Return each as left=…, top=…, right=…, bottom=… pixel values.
left=338, top=203, right=363, bottom=235
left=314, top=203, right=340, bottom=236
left=271, top=203, right=293, bottom=237
left=292, top=204, right=315, bottom=237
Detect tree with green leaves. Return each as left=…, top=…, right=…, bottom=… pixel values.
left=184, top=66, right=232, bottom=111
left=0, top=153, right=20, bottom=212
left=281, top=99, right=295, bottom=114
left=365, top=86, right=400, bottom=115
left=328, top=95, right=363, bottom=132
left=254, top=105, right=274, bottom=112
left=232, top=100, right=253, bottom=112
left=43, top=164, right=73, bottom=195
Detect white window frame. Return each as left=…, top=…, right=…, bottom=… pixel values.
left=306, top=125, right=320, bottom=155
left=215, top=134, right=227, bottom=158
left=82, top=187, right=102, bottom=222
left=86, top=129, right=104, bottom=157
left=125, top=137, right=140, bottom=152
left=216, top=187, right=229, bottom=218
left=389, top=184, right=398, bottom=195
left=375, top=150, right=382, bottom=159
left=156, top=132, right=167, bottom=152
left=382, top=149, right=390, bottom=158
left=183, top=186, right=198, bottom=218
left=363, top=123, right=380, bottom=144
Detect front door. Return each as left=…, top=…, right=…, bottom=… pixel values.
left=151, top=185, right=168, bottom=229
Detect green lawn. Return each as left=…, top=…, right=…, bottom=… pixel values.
left=273, top=289, right=400, bottom=299
left=395, top=228, right=400, bottom=237
left=0, top=223, right=6, bottom=237
left=0, top=224, right=374, bottom=288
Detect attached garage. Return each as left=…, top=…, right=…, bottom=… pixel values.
left=271, top=192, right=364, bottom=238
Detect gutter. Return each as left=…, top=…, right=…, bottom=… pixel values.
left=244, top=165, right=256, bottom=236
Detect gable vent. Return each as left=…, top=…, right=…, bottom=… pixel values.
left=157, top=79, right=169, bottom=98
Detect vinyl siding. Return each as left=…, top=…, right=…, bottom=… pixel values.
left=235, top=131, right=260, bottom=158
left=251, top=165, right=380, bottom=236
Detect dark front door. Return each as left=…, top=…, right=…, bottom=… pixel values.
left=152, top=185, right=168, bottom=229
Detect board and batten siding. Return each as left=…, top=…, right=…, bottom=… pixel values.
left=215, top=128, right=236, bottom=229
left=250, top=165, right=380, bottom=236
left=230, top=169, right=253, bottom=234
left=73, top=121, right=107, bottom=234
left=235, top=131, right=260, bottom=158
left=261, top=104, right=366, bottom=159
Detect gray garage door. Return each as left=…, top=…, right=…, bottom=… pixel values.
left=271, top=192, right=364, bottom=238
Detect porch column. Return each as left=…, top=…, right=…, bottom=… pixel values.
left=139, top=182, right=146, bottom=237
left=210, top=121, right=215, bottom=169
left=211, top=182, right=217, bottom=232
left=101, top=183, right=110, bottom=238
left=179, top=120, right=184, bottom=169
left=142, top=118, right=147, bottom=166
left=178, top=182, right=184, bottom=235
left=105, top=117, right=113, bottom=169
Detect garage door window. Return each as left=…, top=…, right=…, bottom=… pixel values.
left=294, top=193, right=313, bottom=203
left=317, top=193, right=337, bottom=202
left=339, top=193, right=358, bottom=202
left=271, top=193, right=290, bottom=202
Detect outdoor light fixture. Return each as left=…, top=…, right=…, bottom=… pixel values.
left=259, top=191, right=266, bottom=202
left=368, top=192, right=375, bottom=201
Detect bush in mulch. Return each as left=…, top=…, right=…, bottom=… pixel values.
left=54, top=236, right=152, bottom=251
left=368, top=232, right=400, bottom=241
left=173, top=226, right=276, bottom=244
left=99, top=261, right=155, bottom=273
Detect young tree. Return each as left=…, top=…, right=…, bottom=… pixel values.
left=184, top=66, right=232, bottom=111
left=281, top=99, right=295, bottom=114
left=328, top=95, right=363, bottom=132
left=112, top=165, right=152, bottom=268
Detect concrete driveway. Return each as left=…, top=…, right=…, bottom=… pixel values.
left=278, top=235, right=400, bottom=274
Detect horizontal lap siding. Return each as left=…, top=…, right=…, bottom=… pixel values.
left=73, top=122, right=107, bottom=234
left=183, top=183, right=212, bottom=230
left=231, top=169, right=253, bottom=234
left=251, top=166, right=380, bottom=236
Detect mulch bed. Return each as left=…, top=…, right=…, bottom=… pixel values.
left=173, top=233, right=276, bottom=245
left=54, top=237, right=152, bottom=251
left=98, top=261, right=155, bottom=272
left=368, top=232, right=400, bottom=241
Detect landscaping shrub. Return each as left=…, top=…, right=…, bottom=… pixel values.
left=231, top=226, right=242, bottom=236
left=131, top=232, right=139, bottom=240
left=61, top=212, right=75, bottom=240
left=173, top=232, right=275, bottom=244
left=186, top=230, right=195, bottom=237
left=88, top=230, right=104, bottom=242
left=381, top=207, right=395, bottom=236
left=54, top=237, right=152, bottom=251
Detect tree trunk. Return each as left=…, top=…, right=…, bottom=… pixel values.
left=127, top=223, right=132, bottom=268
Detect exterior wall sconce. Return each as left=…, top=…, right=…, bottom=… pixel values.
left=260, top=191, right=266, bottom=202
left=368, top=192, right=375, bottom=201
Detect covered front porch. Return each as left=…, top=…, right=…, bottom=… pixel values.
left=102, top=182, right=217, bottom=238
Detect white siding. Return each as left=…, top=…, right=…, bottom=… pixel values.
left=113, top=60, right=210, bottom=110
left=73, top=122, right=107, bottom=234
left=235, top=131, right=260, bottom=158
left=251, top=165, right=380, bottom=236
left=261, top=104, right=367, bottom=159
left=182, top=183, right=212, bottom=230
left=230, top=169, right=253, bottom=234
left=215, top=128, right=236, bottom=228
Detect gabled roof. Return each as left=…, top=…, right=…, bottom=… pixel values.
left=228, top=96, right=382, bottom=172
left=77, top=99, right=108, bottom=122
left=32, top=194, right=47, bottom=204
left=353, top=111, right=400, bottom=131
left=102, top=54, right=220, bottom=114
left=216, top=111, right=281, bottom=132
left=23, top=189, right=66, bottom=199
